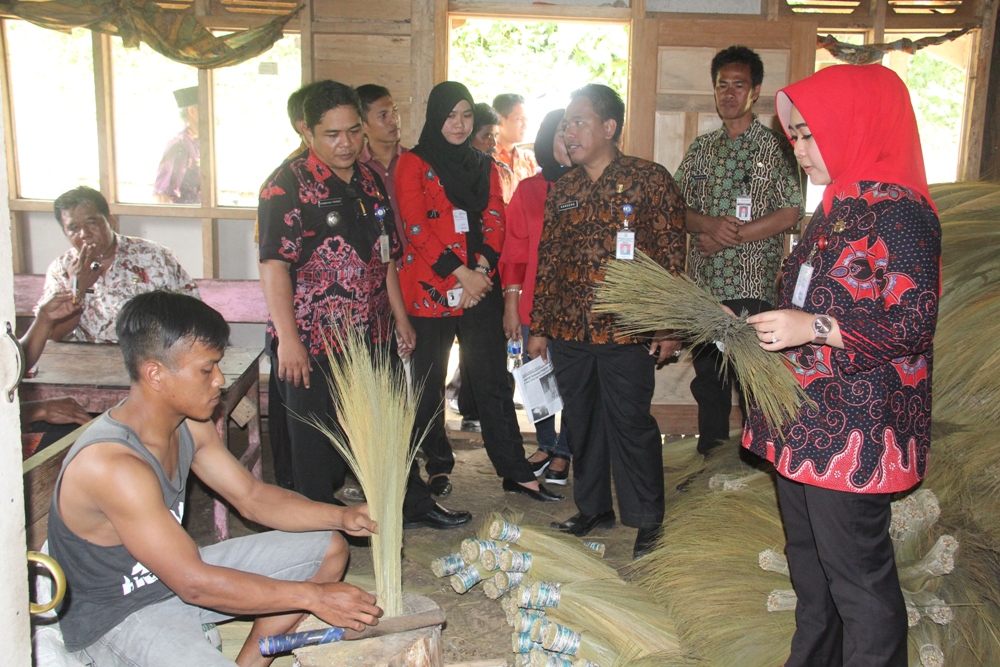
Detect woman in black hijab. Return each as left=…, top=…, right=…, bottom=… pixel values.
left=395, top=82, right=563, bottom=503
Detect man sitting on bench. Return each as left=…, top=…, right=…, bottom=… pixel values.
left=47, top=290, right=382, bottom=667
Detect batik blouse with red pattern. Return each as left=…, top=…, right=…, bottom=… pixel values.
left=395, top=151, right=506, bottom=318
left=742, top=181, right=941, bottom=494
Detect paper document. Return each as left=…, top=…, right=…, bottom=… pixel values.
left=512, top=356, right=564, bottom=424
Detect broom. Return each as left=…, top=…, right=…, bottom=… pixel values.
left=303, top=328, right=426, bottom=617
left=592, top=251, right=811, bottom=435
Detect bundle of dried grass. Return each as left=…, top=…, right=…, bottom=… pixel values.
left=305, top=329, right=423, bottom=618
left=890, top=490, right=942, bottom=561
left=525, top=579, right=687, bottom=660
left=593, top=251, right=811, bottom=433
left=478, top=513, right=620, bottom=583
left=897, top=535, right=958, bottom=590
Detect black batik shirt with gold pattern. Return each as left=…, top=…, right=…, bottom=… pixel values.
left=675, top=117, right=802, bottom=304
left=530, top=152, right=687, bottom=345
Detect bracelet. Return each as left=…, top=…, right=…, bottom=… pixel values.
left=475, top=265, right=490, bottom=274
left=503, top=287, right=521, bottom=294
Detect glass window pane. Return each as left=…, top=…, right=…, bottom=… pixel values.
left=112, top=40, right=198, bottom=205
left=6, top=21, right=98, bottom=199
left=213, top=33, right=302, bottom=207
left=883, top=31, right=975, bottom=186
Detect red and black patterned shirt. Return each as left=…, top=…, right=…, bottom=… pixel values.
left=258, top=148, right=401, bottom=356
left=743, top=182, right=941, bottom=494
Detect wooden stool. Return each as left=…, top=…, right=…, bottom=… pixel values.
left=295, top=593, right=443, bottom=667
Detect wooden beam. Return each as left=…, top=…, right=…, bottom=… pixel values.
left=411, top=0, right=436, bottom=148
left=434, top=0, right=449, bottom=83
left=624, top=17, right=658, bottom=160
left=9, top=209, right=24, bottom=274
left=962, top=0, right=999, bottom=180
left=448, top=2, right=631, bottom=21
left=632, top=0, right=646, bottom=20
left=790, top=19, right=819, bottom=83
left=311, top=18, right=411, bottom=36
left=202, top=217, right=219, bottom=278
left=978, top=0, right=1000, bottom=181
left=8, top=198, right=258, bottom=219
left=300, top=0, right=313, bottom=83
left=871, top=0, right=888, bottom=43
left=92, top=32, right=117, bottom=206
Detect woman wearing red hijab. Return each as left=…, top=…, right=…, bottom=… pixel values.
left=744, top=64, right=941, bottom=666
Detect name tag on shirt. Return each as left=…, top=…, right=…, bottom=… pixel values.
left=453, top=209, right=469, bottom=233
left=792, top=262, right=814, bottom=307
left=380, top=234, right=391, bottom=263
left=317, top=198, right=343, bottom=208
left=558, top=201, right=579, bottom=212
left=616, top=230, right=635, bottom=260
left=736, top=195, right=752, bottom=223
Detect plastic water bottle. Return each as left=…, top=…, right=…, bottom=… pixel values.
left=507, top=338, right=522, bottom=373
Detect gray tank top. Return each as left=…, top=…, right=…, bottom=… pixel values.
left=47, top=409, right=195, bottom=651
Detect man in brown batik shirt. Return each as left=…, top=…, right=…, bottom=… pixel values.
left=528, top=83, right=686, bottom=560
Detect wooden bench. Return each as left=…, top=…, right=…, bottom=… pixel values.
left=14, top=274, right=271, bottom=413
left=22, top=422, right=92, bottom=551
left=16, top=275, right=271, bottom=542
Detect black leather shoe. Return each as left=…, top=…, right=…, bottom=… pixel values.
left=428, top=474, right=452, bottom=497
left=529, top=452, right=552, bottom=475
left=633, top=525, right=663, bottom=560
left=543, top=457, right=570, bottom=485
left=403, top=503, right=472, bottom=530
left=502, top=478, right=564, bottom=502
left=551, top=510, right=615, bottom=536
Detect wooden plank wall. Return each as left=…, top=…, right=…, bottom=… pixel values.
left=309, top=0, right=438, bottom=148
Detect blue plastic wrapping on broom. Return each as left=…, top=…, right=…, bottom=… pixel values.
left=259, top=626, right=346, bottom=656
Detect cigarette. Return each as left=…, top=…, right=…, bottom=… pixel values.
left=71, top=277, right=79, bottom=304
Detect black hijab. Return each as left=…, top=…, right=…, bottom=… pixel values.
left=410, top=81, right=492, bottom=213
left=534, top=108, right=572, bottom=184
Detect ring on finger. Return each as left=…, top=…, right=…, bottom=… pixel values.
left=771, top=332, right=777, bottom=344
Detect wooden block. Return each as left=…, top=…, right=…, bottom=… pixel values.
left=295, top=593, right=443, bottom=667
left=314, top=34, right=412, bottom=66
left=230, top=395, right=257, bottom=428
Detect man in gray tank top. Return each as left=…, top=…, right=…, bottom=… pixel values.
left=47, top=291, right=383, bottom=666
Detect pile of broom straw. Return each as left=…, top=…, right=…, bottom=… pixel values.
left=629, top=182, right=1000, bottom=666
left=426, top=512, right=695, bottom=666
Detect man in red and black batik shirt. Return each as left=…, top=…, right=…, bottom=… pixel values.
left=258, top=80, right=470, bottom=530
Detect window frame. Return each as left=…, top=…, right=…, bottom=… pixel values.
left=0, top=16, right=305, bottom=276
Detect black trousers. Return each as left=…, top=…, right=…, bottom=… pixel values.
left=410, top=287, right=533, bottom=484
left=550, top=340, right=664, bottom=527
left=776, top=475, right=908, bottom=667
left=273, top=351, right=436, bottom=520
left=690, top=298, right=771, bottom=455
left=267, top=370, right=294, bottom=489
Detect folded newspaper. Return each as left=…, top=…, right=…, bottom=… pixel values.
left=512, top=356, right=564, bottom=424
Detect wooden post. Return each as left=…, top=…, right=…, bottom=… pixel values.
left=624, top=17, right=657, bottom=160
left=301, top=0, right=314, bottom=84
left=411, top=0, right=436, bottom=145
left=962, top=0, right=1000, bottom=181
left=92, top=32, right=117, bottom=207
left=433, top=0, right=449, bottom=84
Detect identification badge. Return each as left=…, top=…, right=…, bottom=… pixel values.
left=735, top=195, right=752, bottom=223
left=379, top=234, right=391, bottom=263
left=317, top=198, right=343, bottom=208
left=447, top=287, right=464, bottom=307
left=616, top=230, right=635, bottom=260
left=792, top=262, right=814, bottom=307
left=453, top=209, right=469, bottom=233
left=558, top=200, right=579, bottom=212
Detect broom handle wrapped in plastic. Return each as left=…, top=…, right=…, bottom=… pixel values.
left=259, top=626, right=345, bottom=655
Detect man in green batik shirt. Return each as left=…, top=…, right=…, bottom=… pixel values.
left=675, top=45, right=803, bottom=458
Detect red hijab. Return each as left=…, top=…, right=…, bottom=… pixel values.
left=775, top=64, right=936, bottom=216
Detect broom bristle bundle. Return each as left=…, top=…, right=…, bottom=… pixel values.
left=305, top=328, right=423, bottom=617
left=593, top=252, right=811, bottom=434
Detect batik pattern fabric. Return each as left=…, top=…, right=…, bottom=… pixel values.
left=530, top=152, right=687, bottom=345
left=496, top=145, right=538, bottom=185
left=743, top=182, right=941, bottom=494
left=676, top=118, right=802, bottom=304
left=258, top=149, right=401, bottom=356
left=395, top=152, right=506, bottom=318
left=40, top=234, right=199, bottom=343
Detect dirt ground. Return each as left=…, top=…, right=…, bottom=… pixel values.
left=186, top=419, right=681, bottom=666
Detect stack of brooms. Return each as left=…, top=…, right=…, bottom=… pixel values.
left=595, top=182, right=1000, bottom=666
left=423, top=512, right=695, bottom=666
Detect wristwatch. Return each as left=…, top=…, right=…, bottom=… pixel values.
left=812, top=315, right=834, bottom=346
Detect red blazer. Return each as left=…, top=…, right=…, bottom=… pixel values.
left=498, top=173, right=550, bottom=326
left=395, top=151, right=506, bottom=318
